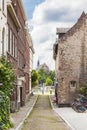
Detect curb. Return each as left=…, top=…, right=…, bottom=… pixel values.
left=15, top=95, right=38, bottom=130
left=49, top=95, right=54, bottom=109
left=54, top=109, right=76, bottom=130
left=49, top=96, right=76, bottom=130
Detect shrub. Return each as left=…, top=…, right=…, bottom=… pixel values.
left=0, top=56, right=14, bottom=129
left=0, top=56, right=15, bottom=97
left=0, top=91, right=12, bottom=130
left=45, top=77, right=53, bottom=86
left=78, top=83, right=87, bottom=97
left=31, top=70, right=38, bottom=87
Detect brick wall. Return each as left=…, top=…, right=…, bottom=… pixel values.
left=25, top=35, right=30, bottom=95
left=57, top=12, right=87, bottom=106
left=7, top=0, right=29, bottom=110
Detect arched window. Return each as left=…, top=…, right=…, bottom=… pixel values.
left=2, top=28, right=5, bottom=55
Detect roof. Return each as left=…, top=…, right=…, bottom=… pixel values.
left=56, top=28, right=70, bottom=34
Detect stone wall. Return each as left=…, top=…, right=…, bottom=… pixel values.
left=57, top=12, right=87, bottom=106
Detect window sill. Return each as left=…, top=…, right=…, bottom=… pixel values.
left=7, top=51, right=17, bottom=61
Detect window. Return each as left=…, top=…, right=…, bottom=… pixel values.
left=8, top=25, right=17, bottom=58
left=2, top=0, right=4, bottom=11
left=8, top=26, right=10, bottom=52
left=13, top=34, right=14, bottom=56
left=70, top=81, right=77, bottom=92
left=70, top=81, right=76, bottom=87
left=8, top=28, right=12, bottom=54
left=2, top=28, right=5, bottom=55
left=18, top=51, right=25, bottom=69
left=60, top=50, right=63, bottom=55
left=11, top=33, right=13, bottom=55
left=10, top=29, right=12, bottom=53
left=14, top=38, right=17, bottom=57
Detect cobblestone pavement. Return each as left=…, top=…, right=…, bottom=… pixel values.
left=21, top=95, right=70, bottom=130
left=9, top=94, right=38, bottom=130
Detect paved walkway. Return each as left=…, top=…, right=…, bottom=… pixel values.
left=50, top=95, right=87, bottom=130
left=21, top=95, right=70, bottom=130
left=9, top=94, right=38, bottom=130
left=54, top=107, right=87, bottom=130
left=9, top=92, right=87, bottom=130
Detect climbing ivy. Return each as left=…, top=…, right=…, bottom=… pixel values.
left=0, top=56, right=15, bottom=129
left=0, top=56, right=15, bottom=97
left=0, top=91, right=13, bottom=130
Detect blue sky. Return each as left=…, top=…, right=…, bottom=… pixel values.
left=22, top=0, right=45, bottom=19
left=22, top=0, right=87, bottom=70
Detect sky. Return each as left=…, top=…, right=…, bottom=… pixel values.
left=22, top=0, right=87, bottom=70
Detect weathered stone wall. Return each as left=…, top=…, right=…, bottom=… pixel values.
left=55, top=53, right=58, bottom=80
left=57, top=13, right=87, bottom=106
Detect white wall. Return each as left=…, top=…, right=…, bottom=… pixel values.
left=0, top=0, right=7, bottom=56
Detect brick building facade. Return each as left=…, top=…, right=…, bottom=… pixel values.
left=25, top=25, right=30, bottom=101
left=8, top=0, right=31, bottom=111
left=0, top=0, right=32, bottom=112
left=53, top=12, right=87, bottom=106
left=7, top=0, right=20, bottom=111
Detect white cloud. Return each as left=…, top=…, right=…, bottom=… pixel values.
left=28, top=0, right=87, bottom=70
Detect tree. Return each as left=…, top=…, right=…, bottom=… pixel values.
left=45, top=77, right=53, bottom=86
left=38, top=68, right=48, bottom=84
left=31, top=70, right=38, bottom=88
left=49, top=70, right=55, bottom=81
left=38, top=69, right=55, bottom=86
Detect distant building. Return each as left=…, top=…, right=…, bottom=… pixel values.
left=29, top=34, right=35, bottom=93
left=37, top=59, right=40, bottom=69
left=37, top=63, right=50, bottom=72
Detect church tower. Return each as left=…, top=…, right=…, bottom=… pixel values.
left=37, top=59, right=40, bottom=70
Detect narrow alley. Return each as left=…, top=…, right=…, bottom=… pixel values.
left=21, top=95, right=70, bottom=130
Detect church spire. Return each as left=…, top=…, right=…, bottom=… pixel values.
left=37, top=59, right=40, bottom=69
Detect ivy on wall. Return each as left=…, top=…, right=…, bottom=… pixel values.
left=0, top=91, right=13, bottom=130
left=0, top=56, right=15, bottom=129
left=0, top=56, right=15, bottom=97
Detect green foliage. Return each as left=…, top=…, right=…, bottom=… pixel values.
left=48, top=71, right=55, bottom=81
left=38, top=69, right=55, bottom=85
left=45, top=77, right=53, bottom=86
left=38, top=68, right=48, bottom=84
left=31, top=68, right=55, bottom=87
left=31, top=70, right=38, bottom=88
left=0, top=56, right=15, bottom=97
left=0, top=91, right=13, bottom=130
left=0, top=56, right=15, bottom=129
left=78, top=83, right=87, bottom=97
